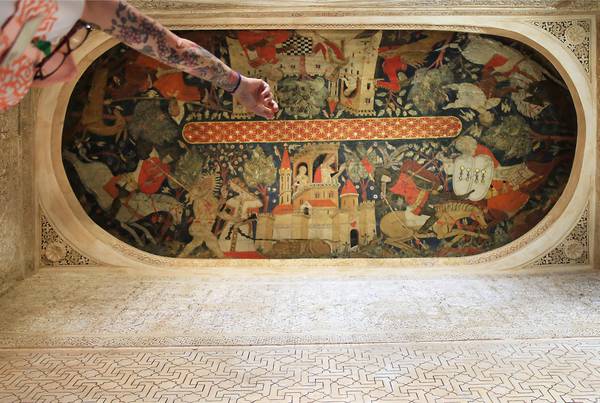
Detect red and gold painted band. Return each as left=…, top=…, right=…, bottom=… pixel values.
left=183, top=116, right=462, bottom=144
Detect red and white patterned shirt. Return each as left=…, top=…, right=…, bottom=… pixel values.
left=0, top=0, right=84, bottom=111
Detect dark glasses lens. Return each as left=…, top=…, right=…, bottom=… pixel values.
left=34, top=21, right=92, bottom=81
left=67, top=22, right=92, bottom=52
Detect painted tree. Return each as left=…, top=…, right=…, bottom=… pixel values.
left=172, top=146, right=206, bottom=190
left=480, top=115, right=531, bottom=159
left=407, top=65, right=454, bottom=114
left=277, top=77, right=328, bottom=119
left=129, top=100, right=179, bottom=145
left=203, top=143, right=251, bottom=186
left=243, top=146, right=277, bottom=212
left=343, top=143, right=378, bottom=202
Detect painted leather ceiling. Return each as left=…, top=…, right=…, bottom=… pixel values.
left=62, top=30, right=576, bottom=259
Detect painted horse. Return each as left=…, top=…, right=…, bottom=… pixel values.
left=380, top=201, right=488, bottom=251
left=430, top=201, right=489, bottom=246
left=115, top=192, right=184, bottom=246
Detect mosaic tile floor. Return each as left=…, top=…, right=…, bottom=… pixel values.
left=1, top=266, right=599, bottom=401
left=1, top=339, right=600, bottom=402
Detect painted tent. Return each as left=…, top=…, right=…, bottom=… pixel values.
left=62, top=30, right=576, bottom=259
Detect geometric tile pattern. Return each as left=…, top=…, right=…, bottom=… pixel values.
left=183, top=116, right=462, bottom=144
left=1, top=339, right=599, bottom=402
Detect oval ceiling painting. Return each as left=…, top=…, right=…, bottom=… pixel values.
left=62, top=30, right=576, bottom=259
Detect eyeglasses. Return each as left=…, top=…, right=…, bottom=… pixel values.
left=33, top=20, right=93, bottom=81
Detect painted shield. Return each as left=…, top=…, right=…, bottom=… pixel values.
left=452, top=154, right=494, bottom=201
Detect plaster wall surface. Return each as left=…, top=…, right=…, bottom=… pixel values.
left=596, top=21, right=600, bottom=266
left=0, top=94, right=36, bottom=296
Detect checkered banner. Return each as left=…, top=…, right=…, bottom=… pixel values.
left=282, top=36, right=313, bottom=56
left=182, top=117, right=462, bottom=144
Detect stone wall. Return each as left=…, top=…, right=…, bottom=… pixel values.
left=596, top=18, right=599, bottom=268
left=0, top=93, right=36, bottom=295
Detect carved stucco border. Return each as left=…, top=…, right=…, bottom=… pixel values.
left=530, top=201, right=591, bottom=266
left=532, top=19, right=593, bottom=76
left=40, top=210, right=97, bottom=267
left=34, top=14, right=596, bottom=270
left=129, top=1, right=600, bottom=17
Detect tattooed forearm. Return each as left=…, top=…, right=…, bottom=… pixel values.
left=93, top=0, right=238, bottom=91
left=82, top=0, right=279, bottom=119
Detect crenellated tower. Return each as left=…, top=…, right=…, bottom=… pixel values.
left=340, top=179, right=359, bottom=211
left=278, top=147, right=292, bottom=205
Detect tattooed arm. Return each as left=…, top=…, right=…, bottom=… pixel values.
left=81, top=0, right=278, bottom=119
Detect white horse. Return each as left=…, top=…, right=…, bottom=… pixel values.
left=63, top=150, right=115, bottom=211
left=115, top=192, right=184, bottom=246
left=443, top=83, right=500, bottom=125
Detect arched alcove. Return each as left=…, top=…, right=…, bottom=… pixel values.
left=34, top=17, right=595, bottom=270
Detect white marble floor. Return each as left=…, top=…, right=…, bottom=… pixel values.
left=0, top=265, right=599, bottom=402
left=0, top=266, right=599, bottom=347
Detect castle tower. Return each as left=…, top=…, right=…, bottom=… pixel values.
left=359, top=201, right=377, bottom=245
left=278, top=147, right=292, bottom=205
left=339, top=30, right=382, bottom=116
left=256, top=214, right=275, bottom=253
left=340, top=180, right=359, bottom=211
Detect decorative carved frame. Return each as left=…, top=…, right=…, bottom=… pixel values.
left=33, top=10, right=597, bottom=270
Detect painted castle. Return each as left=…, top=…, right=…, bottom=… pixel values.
left=226, top=30, right=383, bottom=118
left=254, top=143, right=377, bottom=254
